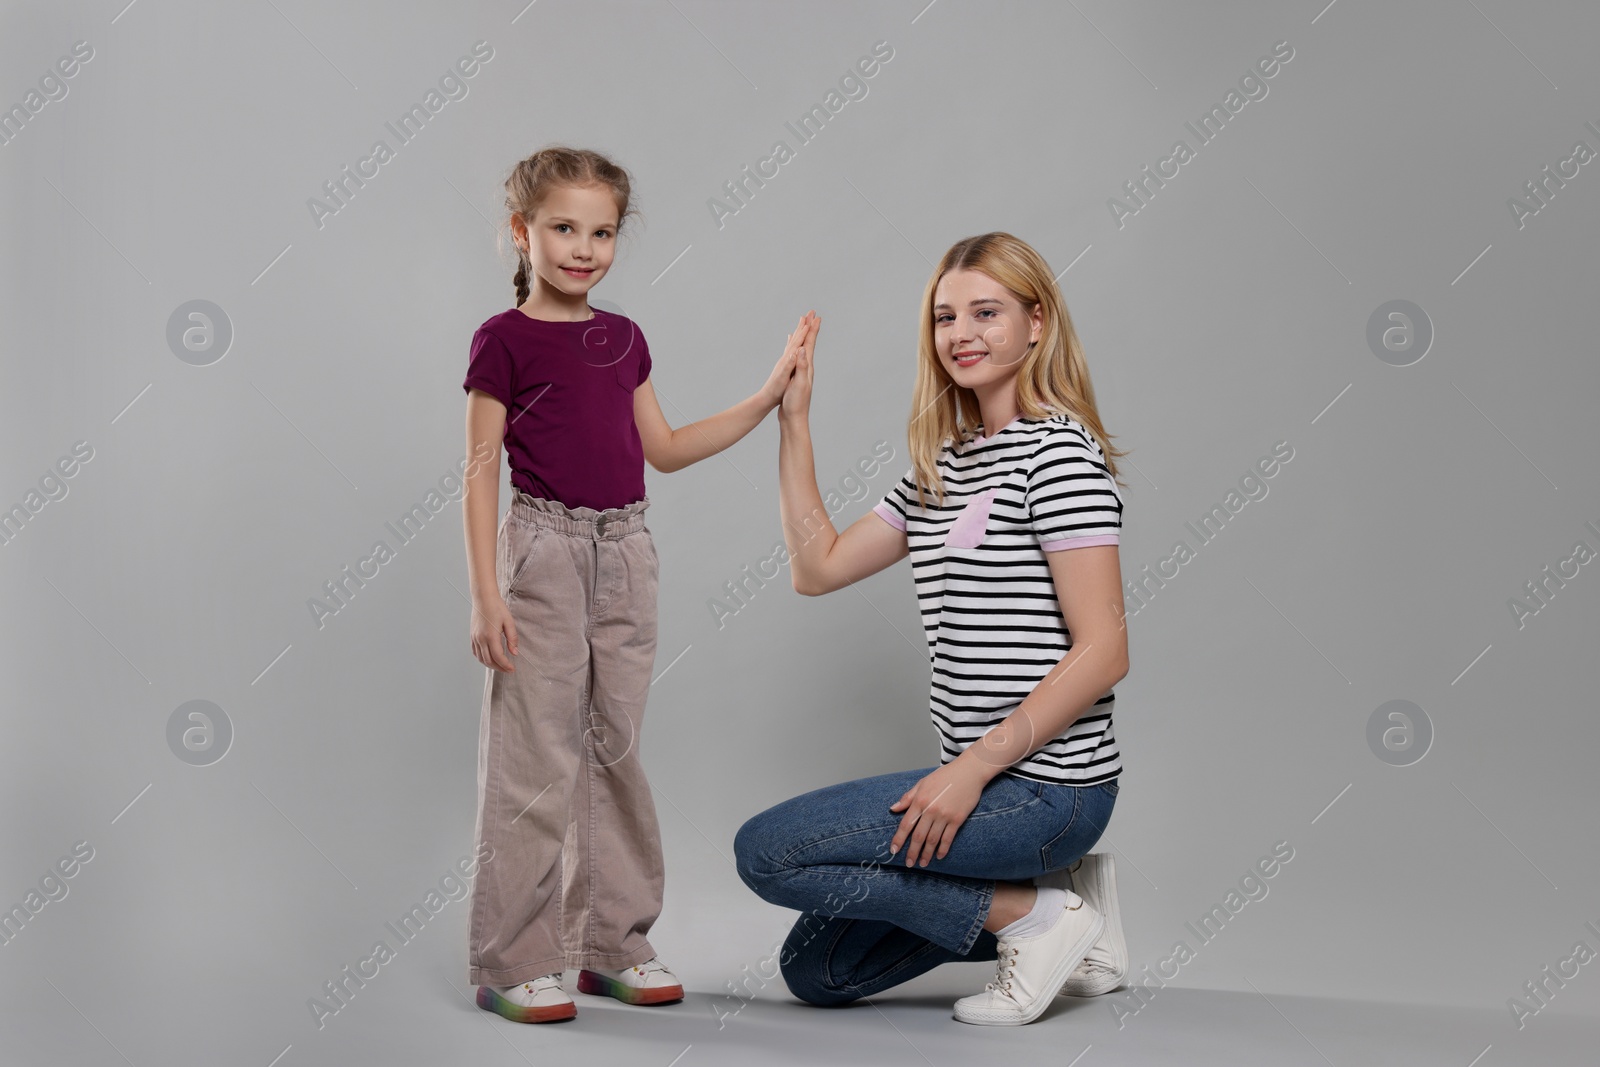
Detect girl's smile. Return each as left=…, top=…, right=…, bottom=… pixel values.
left=510, top=182, right=619, bottom=314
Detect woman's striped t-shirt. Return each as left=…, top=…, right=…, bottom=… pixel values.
left=871, top=412, right=1124, bottom=786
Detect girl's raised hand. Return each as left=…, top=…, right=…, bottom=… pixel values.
left=758, top=311, right=815, bottom=411
left=779, top=310, right=819, bottom=420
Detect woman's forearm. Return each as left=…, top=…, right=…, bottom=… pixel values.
left=661, top=392, right=772, bottom=472
left=777, top=412, right=839, bottom=592
left=954, top=642, right=1130, bottom=783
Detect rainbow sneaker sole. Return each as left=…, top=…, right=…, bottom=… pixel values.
left=576, top=968, right=684, bottom=1005
left=475, top=983, right=577, bottom=1023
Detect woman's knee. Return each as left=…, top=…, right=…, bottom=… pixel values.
left=732, top=807, right=786, bottom=893
left=779, top=943, right=860, bottom=1007
left=782, top=971, right=860, bottom=1007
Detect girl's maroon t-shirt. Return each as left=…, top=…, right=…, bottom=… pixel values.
left=462, top=307, right=652, bottom=512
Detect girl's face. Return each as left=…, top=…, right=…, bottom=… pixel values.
left=931, top=269, right=1041, bottom=390
left=516, top=183, right=620, bottom=299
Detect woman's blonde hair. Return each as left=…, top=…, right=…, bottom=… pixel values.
left=904, top=231, right=1127, bottom=507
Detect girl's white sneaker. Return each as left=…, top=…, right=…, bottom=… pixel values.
left=476, top=973, right=577, bottom=1023
left=954, top=889, right=1104, bottom=1025
left=577, top=957, right=684, bottom=1005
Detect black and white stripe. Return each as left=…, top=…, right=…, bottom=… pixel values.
left=872, top=413, right=1124, bottom=785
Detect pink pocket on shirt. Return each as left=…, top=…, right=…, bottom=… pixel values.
left=945, top=487, right=998, bottom=549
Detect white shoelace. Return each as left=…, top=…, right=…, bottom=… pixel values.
left=987, top=945, right=1020, bottom=996
left=501, top=973, right=563, bottom=1000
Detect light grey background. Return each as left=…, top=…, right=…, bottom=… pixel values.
left=4, top=1, right=1598, bottom=1064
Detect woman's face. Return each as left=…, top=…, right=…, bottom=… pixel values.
left=516, top=183, right=619, bottom=300
left=931, top=269, right=1041, bottom=390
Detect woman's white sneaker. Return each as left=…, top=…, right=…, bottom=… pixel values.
left=1041, top=852, right=1129, bottom=996
left=953, top=889, right=1104, bottom=1025
left=476, top=973, right=577, bottom=1023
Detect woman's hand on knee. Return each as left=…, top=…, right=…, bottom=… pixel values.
left=888, top=761, right=989, bottom=868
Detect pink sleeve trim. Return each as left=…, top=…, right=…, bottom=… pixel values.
left=1040, top=533, right=1119, bottom=552
left=872, top=502, right=907, bottom=532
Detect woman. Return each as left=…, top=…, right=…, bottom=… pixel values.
left=734, top=232, right=1132, bottom=1026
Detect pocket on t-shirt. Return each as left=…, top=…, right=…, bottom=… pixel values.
left=945, top=487, right=998, bottom=549
left=614, top=357, right=637, bottom=393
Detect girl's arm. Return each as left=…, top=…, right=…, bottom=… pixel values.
left=463, top=390, right=517, bottom=672
left=633, top=317, right=807, bottom=474
left=633, top=380, right=771, bottom=474
left=777, top=313, right=909, bottom=595
left=890, top=546, right=1130, bottom=866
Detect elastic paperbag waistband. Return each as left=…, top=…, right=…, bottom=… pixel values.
left=510, top=490, right=649, bottom=539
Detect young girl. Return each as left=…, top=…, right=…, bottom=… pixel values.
left=735, top=232, right=1132, bottom=1025
left=461, top=145, right=804, bottom=1023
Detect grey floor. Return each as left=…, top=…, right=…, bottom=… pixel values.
left=10, top=904, right=1597, bottom=1066
left=436, top=985, right=1598, bottom=1067
left=46, top=976, right=1598, bottom=1067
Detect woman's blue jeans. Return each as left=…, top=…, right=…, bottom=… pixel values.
left=733, top=766, right=1118, bottom=1006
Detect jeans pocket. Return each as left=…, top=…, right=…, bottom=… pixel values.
left=1038, top=786, right=1087, bottom=872
left=1042, top=781, right=1118, bottom=869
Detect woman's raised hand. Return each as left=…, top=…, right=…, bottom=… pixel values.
left=780, top=310, right=819, bottom=421
left=758, top=310, right=816, bottom=411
